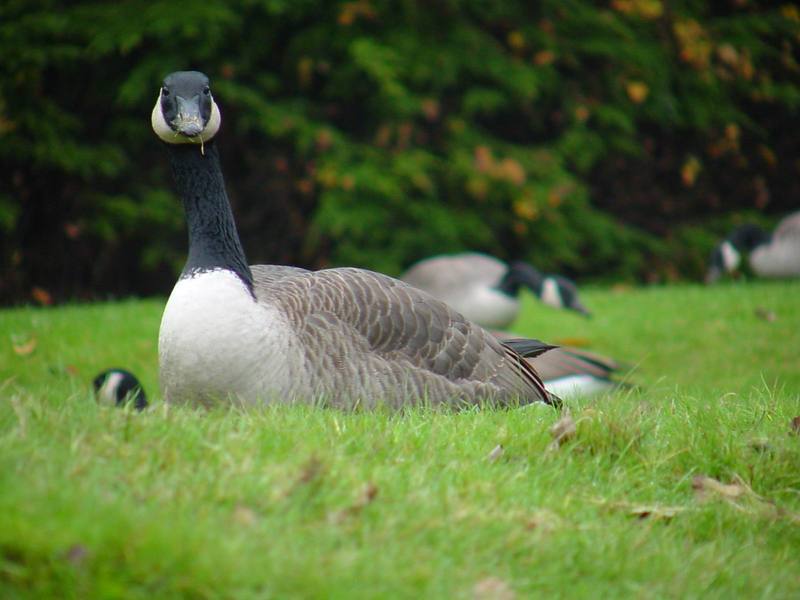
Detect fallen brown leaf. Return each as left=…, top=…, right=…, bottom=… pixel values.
left=329, top=482, right=379, bottom=523
left=524, top=509, right=562, bottom=532
left=692, top=475, right=747, bottom=501
left=625, top=504, right=683, bottom=520
left=790, top=416, right=800, bottom=435
left=691, top=475, right=800, bottom=523
left=487, top=444, right=504, bottom=463
left=754, top=306, right=777, bottom=322
left=592, top=498, right=685, bottom=521
left=12, top=337, right=37, bottom=356
left=232, top=504, right=257, bottom=526
left=473, top=576, right=515, bottom=600
left=283, top=455, right=325, bottom=498
left=297, top=456, right=323, bottom=485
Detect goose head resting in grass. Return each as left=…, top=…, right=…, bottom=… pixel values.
left=152, top=71, right=558, bottom=409
left=400, top=253, right=590, bottom=330
left=93, top=369, right=148, bottom=410
left=706, top=212, right=800, bottom=283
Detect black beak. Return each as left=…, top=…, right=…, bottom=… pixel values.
left=173, top=95, right=204, bottom=137
left=572, top=301, right=592, bottom=318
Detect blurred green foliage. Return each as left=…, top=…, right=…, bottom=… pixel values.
left=1, top=0, right=799, bottom=303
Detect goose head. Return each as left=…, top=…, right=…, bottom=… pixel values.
left=541, top=275, right=591, bottom=317
left=706, top=223, right=770, bottom=283
left=93, top=368, right=148, bottom=411
left=500, top=262, right=590, bottom=317
left=151, top=71, right=221, bottom=145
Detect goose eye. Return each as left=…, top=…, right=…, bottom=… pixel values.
left=203, top=87, right=210, bottom=95
left=162, top=87, right=170, bottom=97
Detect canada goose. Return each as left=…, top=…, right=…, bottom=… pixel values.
left=499, top=335, right=628, bottom=399
left=400, top=253, right=590, bottom=330
left=532, top=347, right=626, bottom=399
left=93, top=369, right=148, bottom=410
left=706, top=212, right=800, bottom=283
left=153, top=71, right=556, bottom=409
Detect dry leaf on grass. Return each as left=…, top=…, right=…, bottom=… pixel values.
left=487, top=444, right=504, bottom=463
left=592, top=498, right=685, bottom=521
left=754, top=306, right=777, bottom=322
left=524, top=508, right=563, bottom=532
left=232, top=504, right=257, bottom=526
left=547, top=414, right=576, bottom=451
left=296, top=456, right=323, bottom=485
left=329, top=482, right=379, bottom=523
left=691, top=475, right=748, bottom=501
left=473, top=576, right=515, bottom=600
left=627, top=505, right=683, bottom=520
left=283, top=455, right=325, bottom=498
left=790, top=416, right=800, bottom=435
left=12, top=337, right=37, bottom=356
left=691, top=475, right=800, bottom=523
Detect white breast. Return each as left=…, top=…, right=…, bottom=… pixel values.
left=544, top=375, right=613, bottom=399
left=158, top=269, right=308, bottom=405
left=446, top=285, right=520, bottom=330
left=97, top=371, right=125, bottom=406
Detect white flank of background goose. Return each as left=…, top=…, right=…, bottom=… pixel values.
left=152, top=71, right=557, bottom=409
left=496, top=334, right=629, bottom=399
left=400, top=252, right=590, bottom=330
left=706, top=211, right=800, bottom=282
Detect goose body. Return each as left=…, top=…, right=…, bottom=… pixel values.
left=154, top=72, right=554, bottom=409
left=707, top=212, right=800, bottom=282
left=400, top=253, right=589, bottom=330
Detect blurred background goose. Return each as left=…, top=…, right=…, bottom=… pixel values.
left=93, top=368, right=148, bottom=410
left=706, top=211, right=800, bottom=283
left=499, top=335, right=629, bottom=399
left=400, top=252, right=590, bottom=330
left=153, top=71, right=557, bottom=409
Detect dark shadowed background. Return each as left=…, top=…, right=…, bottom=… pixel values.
left=1, top=0, right=798, bottom=305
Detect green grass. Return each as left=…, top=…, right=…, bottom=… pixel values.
left=1, top=281, right=799, bottom=598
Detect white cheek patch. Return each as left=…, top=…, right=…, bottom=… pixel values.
left=540, top=278, right=562, bottom=308
left=151, top=91, right=221, bottom=144
left=97, top=371, right=124, bottom=406
left=721, top=241, right=741, bottom=272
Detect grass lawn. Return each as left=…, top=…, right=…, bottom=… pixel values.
left=1, top=280, right=799, bottom=598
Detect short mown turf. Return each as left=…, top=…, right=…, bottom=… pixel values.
left=1, top=281, right=799, bottom=598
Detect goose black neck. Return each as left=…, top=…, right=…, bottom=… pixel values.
left=728, top=224, right=771, bottom=252
left=496, top=261, right=544, bottom=297
left=167, top=141, right=253, bottom=289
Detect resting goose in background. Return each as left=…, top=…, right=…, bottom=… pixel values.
left=153, top=71, right=557, bottom=409
left=706, top=211, right=800, bottom=283
left=93, top=369, right=148, bottom=410
left=400, top=253, right=590, bottom=330
left=495, top=333, right=629, bottom=399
